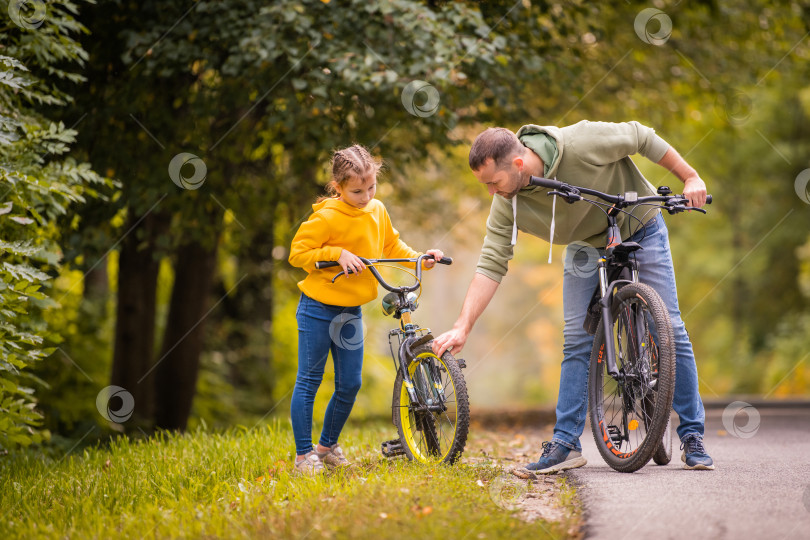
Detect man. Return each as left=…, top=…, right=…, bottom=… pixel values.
left=432, top=120, right=714, bottom=472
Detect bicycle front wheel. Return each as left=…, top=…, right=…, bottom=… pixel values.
left=652, top=413, right=673, bottom=465
left=588, top=282, right=676, bottom=473
left=392, top=343, right=469, bottom=464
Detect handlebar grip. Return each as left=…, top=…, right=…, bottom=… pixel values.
left=706, top=195, right=712, bottom=204
left=528, top=176, right=563, bottom=190
left=438, top=256, right=453, bottom=265
left=315, top=261, right=340, bottom=270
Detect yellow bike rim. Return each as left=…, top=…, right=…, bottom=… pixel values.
left=399, top=352, right=458, bottom=462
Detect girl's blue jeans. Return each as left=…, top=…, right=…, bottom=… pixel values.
left=291, top=293, right=364, bottom=456
left=554, top=212, right=705, bottom=452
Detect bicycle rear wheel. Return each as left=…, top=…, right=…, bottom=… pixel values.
left=392, top=343, right=469, bottom=464
left=588, top=282, right=676, bottom=473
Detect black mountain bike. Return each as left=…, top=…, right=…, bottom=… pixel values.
left=315, top=254, right=469, bottom=464
left=529, top=176, right=711, bottom=472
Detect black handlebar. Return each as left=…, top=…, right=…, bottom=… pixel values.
left=314, top=255, right=452, bottom=271
left=314, top=254, right=453, bottom=293
left=528, top=176, right=564, bottom=190
left=528, top=176, right=712, bottom=211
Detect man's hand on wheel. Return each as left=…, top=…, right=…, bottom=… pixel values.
left=433, top=327, right=468, bottom=357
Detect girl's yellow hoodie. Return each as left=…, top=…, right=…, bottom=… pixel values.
left=289, top=198, right=419, bottom=306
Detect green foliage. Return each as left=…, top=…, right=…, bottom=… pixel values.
left=34, top=265, right=114, bottom=439
left=0, top=0, right=114, bottom=449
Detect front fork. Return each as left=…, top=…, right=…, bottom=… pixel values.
left=395, top=310, right=445, bottom=411
left=396, top=310, right=420, bottom=404
left=597, top=258, right=639, bottom=381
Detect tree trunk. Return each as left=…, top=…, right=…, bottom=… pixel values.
left=153, top=239, right=219, bottom=431
left=83, top=256, right=108, bottom=302
left=110, top=212, right=165, bottom=427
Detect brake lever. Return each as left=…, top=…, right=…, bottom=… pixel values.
left=330, top=268, right=357, bottom=283
left=548, top=189, right=581, bottom=204
left=665, top=205, right=706, bottom=215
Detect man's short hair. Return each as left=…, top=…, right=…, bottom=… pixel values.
left=468, top=127, right=524, bottom=171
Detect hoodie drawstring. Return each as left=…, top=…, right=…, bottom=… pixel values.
left=548, top=193, right=556, bottom=264
left=512, top=189, right=556, bottom=264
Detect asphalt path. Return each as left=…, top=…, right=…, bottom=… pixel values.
left=567, top=404, right=810, bottom=540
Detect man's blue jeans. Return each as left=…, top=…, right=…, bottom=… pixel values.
left=553, top=212, right=705, bottom=452
left=291, top=293, right=364, bottom=456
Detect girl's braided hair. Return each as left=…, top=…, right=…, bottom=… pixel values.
left=322, top=144, right=383, bottom=199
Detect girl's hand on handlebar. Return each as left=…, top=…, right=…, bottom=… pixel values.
left=338, top=249, right=366, bottom=276
left=683, top=176, right=707, bottom=208
left=423, top=249, right=444, bottom=269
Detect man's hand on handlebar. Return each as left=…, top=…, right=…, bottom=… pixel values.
left=423, top=249, right=444, bottom=269
left=683, top=176, right=708, bottom=208
left=338, top=249, right=366, bottom=276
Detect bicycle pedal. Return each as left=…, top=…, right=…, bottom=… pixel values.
left=381, top=439, right=405, bottom=458
left=606, top=425, right=624, bottom=445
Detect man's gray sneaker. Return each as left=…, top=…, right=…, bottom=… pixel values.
left=680, top=433, right=715, bottom=470
left=523, top=441, right=587, bottom=474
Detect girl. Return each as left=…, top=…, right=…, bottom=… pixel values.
left=288, top=144, right=443, bottom=475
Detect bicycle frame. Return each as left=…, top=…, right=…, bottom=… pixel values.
left=594, top=207, right=641, bottom=381
left=315, top=254, right=451, bottom=408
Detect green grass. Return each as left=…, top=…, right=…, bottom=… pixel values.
left=1, top=420, right=579, bottom=539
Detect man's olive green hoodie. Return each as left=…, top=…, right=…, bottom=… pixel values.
left=476, top=120, right=670, bottom=283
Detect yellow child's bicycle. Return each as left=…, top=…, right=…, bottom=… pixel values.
left=316, top=254, right=469, bottom=464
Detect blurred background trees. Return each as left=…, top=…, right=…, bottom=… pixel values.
left=1, top=0, right=809, bottom=448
